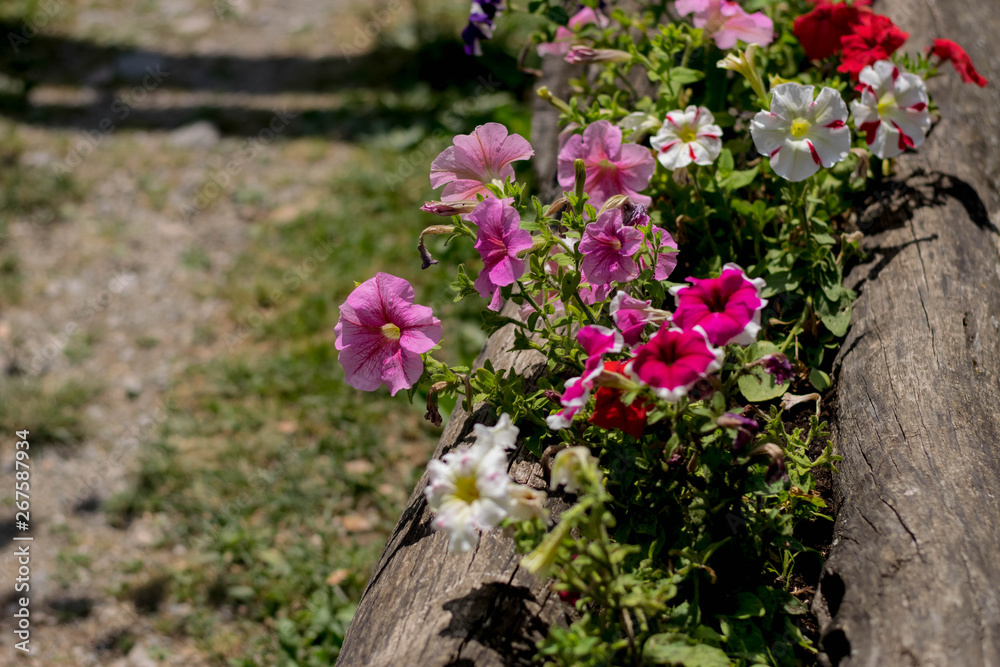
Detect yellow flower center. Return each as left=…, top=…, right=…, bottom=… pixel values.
left=453, top=475, right=480, bottom=503
left=678, top=126, right=698, bottom=143
left=790, top=118, right=811, bottom=138
left=381, top=323, right=401, bottom=340
left=877, top=93, right=896, bottom=115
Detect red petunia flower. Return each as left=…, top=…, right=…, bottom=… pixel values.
left=837, top=13, right=908, bottom=80
left=793, top=0, right=868, bottom=62
left=588, top=361, right=650, bottom=438
left=928, top=39, right=988, bottom=88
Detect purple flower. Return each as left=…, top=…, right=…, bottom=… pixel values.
left=557, top=120, right=656, bottom=208
left=462, top=1, right=505, bottom=56
left=430, top=122, right=533, bottom=202
left=470, top=197, right=532, bottom=311
left=717, top=412, right=758, bottom=451
left=335, top=273, right=443, bottom=396
left=579, top=208, right=644, bottom=286
left=610, top=291, right=653, bottom=347
left=759, top=353, right=794, bottom=385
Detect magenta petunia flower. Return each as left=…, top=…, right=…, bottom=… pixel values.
left=675, top=0, right=774, bottom=50
left=627, top=326, right=723, bottom=402
left=578, top=325, right=624, bottom=380
left=670, top=263, right=767, bottom=347
left=546, top=376, right=591, bottom=430
left=557, top=120, right=656, bottom=208
left=470, top=197, right=533, bottom=311
left=335, top=273, right=443, bottom=396
left=610, top=291, right=654, bottom=347
left=579, top=208, right=645, bottom=287
left=430, top=123, right=534, bottom=202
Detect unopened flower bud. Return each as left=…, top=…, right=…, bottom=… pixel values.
left=421, top=200, right=478, bottom=216
left=537, top=86, right=572, bottom=114
left=717, top=44, right=766, bottom=104
left=565, top=46, right=632, bottom=65
left=550, top=446, right=600, bottom=495
left=544, top=197, right=572, bottom=218
left=574, top=158, right=588, bottom=201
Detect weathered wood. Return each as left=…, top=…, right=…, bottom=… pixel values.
left=812, top=1, right=1000, bottom=665
left=335, top=307, right=572, bottom=667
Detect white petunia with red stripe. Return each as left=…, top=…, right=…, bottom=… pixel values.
left=650, top=105, right=723, bottom=170
left=851, top=60, right=931, bottom=159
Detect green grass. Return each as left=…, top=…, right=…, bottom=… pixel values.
left=107, top=123, right=529, bottom=664
left=0, top=377, right=96, bottom=446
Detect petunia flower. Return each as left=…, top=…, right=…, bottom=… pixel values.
left=793, top=0, right=868, bottom=62
left=675, top=0, right=774, bottom=50
left=717, top=412, right=758, bottom=451
left=610, top=291, right=655, bottom=347
left=462, top=1, right=505, bottom=56
left=578, top=324, right=624, bottom=381
left=546, top=376, right=591, bottom=430
left=473, top=412, right=520, bottom=451
left=928, top=39, right=988, bottom=88
left=850, top=60, right=931, bottom=159
left=537, top=6, right=607, bottom=57
left=550, top=446, right=600, bottom=494
left=750, top=82, right=851, bottom=182
left=640, top=225, right=679, bottom=281
left=650, top=106, right=723, bottom=170
left=335, top=273, right=442, bottom=396
left=579, top=207, right=645, bottom=286
left=507, top=484, right=549, bottom=522
left=424, top=437, right=511, bottom=553
left=627, top=326, right=724, bottom=402
left=837, top=12, right=908, bottom=80
left=470, top=197, right=533, bottom=310
left=589, top=360, right=650, bottom=438
left=670, top=263, right=767, bottom=347
left=557, top=120, right=656, bottom=208
left=430, top=122, right=534, bottom=202
left=757, top=353, right=795, bottom=385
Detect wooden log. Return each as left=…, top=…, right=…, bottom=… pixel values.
left=812, top=1, right=1000, bottom=665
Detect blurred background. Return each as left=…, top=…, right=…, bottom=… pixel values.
left=0, top=0, right=539, bottom=663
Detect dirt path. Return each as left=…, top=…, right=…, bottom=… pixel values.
left=0, top=1, right=422, bottom=663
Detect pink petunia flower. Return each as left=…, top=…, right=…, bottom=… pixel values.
left=675, top=0, right=774, bottom=50
left=335, top=273, right=443, bottom=396
left=537, top=7, right=608, bottom=57
left=627, top=326, right=724, bottom=402
left=610, top=291, right=655, bottom=347
left=546, top=376, right=591, bottom=430
left=557, top=120, right=656, bottom=208
left=430, top=123, right=534, bottom=202
left=470, top=197, right=533, bottom=311
left=579, top=207, right=645, bottom=286
left=669, top=263, right=767, bottom=347
left=640, top=225, right=679, bottom=281
left=578, top=325, right=624, bottom=380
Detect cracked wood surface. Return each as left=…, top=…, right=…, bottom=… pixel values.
left=813, top=1, right=1000, bottom=665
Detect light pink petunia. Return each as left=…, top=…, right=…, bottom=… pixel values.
left=470, top=197, right=533, bottom=311
left=627, top=326, right=724, bottom=402
left=669, top=263, right=767, bottom=347
left=610, top=291, right=655, bottom=347
left=537, top=7, right=608, bottom=57
left=335, top=273, right=443, bottom=396
left=675, top=0, right=774, bottom=50
left=430, top=123, right=534, bottom=202
left=557, top=120, right=656, bottom=208
left=579, top=207, right=645, bottom=286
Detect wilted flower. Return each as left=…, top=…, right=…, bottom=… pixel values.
left=750, top=82, right=851, bottom=182
left=557, top=120, right=656, bottom=208
left=749, top=442, right=787, bottom=483
left=550, top=446, right=600, bottom=494
left=430, top=122, right=533, bottom=202
left=780, top=392, right=821, bottom=412
left=850, top=60, right=931, bottom=159
left=757, top=353, right=794, bottom=385
left=675, top=0, right=774, bottom=50
left=425, top=438, right=512, bottom=553
left=670, top=263, right=767, bottom=347
left=650, top=106, right=723, bottom=170
left=718, top=412, right=758, bottom=451
left=470, top=197, right=532, bottom=310
left=473, top=412, right=519, bottom=451
left=627, top=326, right=724, bottom=402
left=579, top=207, right=644, bottom=286
left=577, top=324, right=625, bottom=380
left=335, top=273, right=442, bottom=396
left=928, top=39, right=988, bottom=87
left=564, top=46, right=631, bottom=64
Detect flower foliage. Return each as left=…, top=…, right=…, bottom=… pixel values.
left=334, top=0, right=985, bottom=664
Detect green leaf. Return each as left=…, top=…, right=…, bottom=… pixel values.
left=738, top=341, right=790, bottom=402
left=480, top=310, right=526, bottom=335
left=717, top=167, right=758, bottom=193
left=761, top=270, right=800, bottom=298
left=545, top=6, right=569, bottom=25
left=809, top=368, right=831, bottom=391
left=644, top=633, right=731, bottom=666
left=814, top=291, right=852, bottom=337
left=732, top=592, right=766, bottom=619
left=668, top=67, right=706, bottom=86
left=717, top=148, right=734, bottom=174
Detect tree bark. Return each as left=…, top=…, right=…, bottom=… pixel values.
left=812, top=1, right=1000, bottom=665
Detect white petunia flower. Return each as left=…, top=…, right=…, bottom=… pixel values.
left=507, top=484, right=549, bottom=522
left=473, top=412, right=519, bottom=451
left=424, top=439, right=511, bottom=553
left=650, top=105, right=723, bottom=170
left=850, top=60, right=931, bottom=159
left=550, top=446, right=600, bottom=494
left=750, top=83, right=851, bottom=182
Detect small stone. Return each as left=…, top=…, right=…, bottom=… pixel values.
left=168, top=122, right=220, bottom=149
